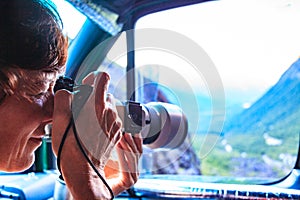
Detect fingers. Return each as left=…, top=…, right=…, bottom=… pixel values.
left=116, top=133, right=143, bottom=173
left=106, top=93, right=116, bottom=109
left=94, top=72, right=110, bottom=122
left=119, top=133, right=143, bottom=158
left=114, top=134, right=141, bottom=190
left=133, top=133, right=143, bottom=156
left=110, top=120, right=122, bottom=142
left=83, top=72, right=120, bottom=138
left=53, top=89, right=73, bottom=116
left=51, top=89, right=73, bottom=155
left=82, top=71, right=97, bottom=86
left=104, top=94, right=118, bottom=136
left=100, top=108, right=122, bottom=141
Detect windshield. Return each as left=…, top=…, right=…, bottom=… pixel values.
left=133, top=0, right=300, bottom=183
left=55, top=0, right=300, bottom=184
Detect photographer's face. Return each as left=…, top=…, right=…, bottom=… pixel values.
left=0, top=69, right=58, bottom=172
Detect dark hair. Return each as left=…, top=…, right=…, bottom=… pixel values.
left=0, top=0, right=67, bottom=70
left=0, top=0, right=68, bottom=98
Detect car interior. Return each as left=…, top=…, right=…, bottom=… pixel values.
left=1, top=0, right=300, bottom=199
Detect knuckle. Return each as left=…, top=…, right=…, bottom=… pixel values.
left=124, top=180, right=134, bottom=188
left=116, top=119, right=122, bottom=129
left=106, top=107, right=117, bottom=118
left=132, top=175, right=138, bottom=184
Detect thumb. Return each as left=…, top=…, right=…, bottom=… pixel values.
left=51, top=89, right=73, bottom=156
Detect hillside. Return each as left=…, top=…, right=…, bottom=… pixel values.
left=225, top=58, right=300, bottom=139
left=200, top=58, right=300, bottom=178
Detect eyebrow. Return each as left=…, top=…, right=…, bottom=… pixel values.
left=32, top=71, right=58, bottom=84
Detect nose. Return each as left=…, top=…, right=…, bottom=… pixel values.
left=43, top=92, right=55, bottom=122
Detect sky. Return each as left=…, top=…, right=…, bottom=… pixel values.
left=136, top=0, right=300, bottom=95
left=53, top=0, right=300, bottom=104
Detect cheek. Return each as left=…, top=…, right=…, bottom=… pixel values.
left=0, top=94, right=52, bottom=171
left=0, top=132, right=34, bottom=172
left=24, top=94, right=54, bottom=123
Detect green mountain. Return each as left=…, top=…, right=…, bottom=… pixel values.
left=225, top=58, right=300, bottom=140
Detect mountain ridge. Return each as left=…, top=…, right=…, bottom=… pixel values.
left=224, top=58, right=300, bottom=137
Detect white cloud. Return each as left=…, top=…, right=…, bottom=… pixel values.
left=136, top=0, right=300, bottom=95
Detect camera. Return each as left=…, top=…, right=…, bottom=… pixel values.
left=54, top=76, right=188, bottom=149
left=116, top=101, right=188, bottom=149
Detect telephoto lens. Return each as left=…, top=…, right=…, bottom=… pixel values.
left=117, top=101, right=188, bottom=149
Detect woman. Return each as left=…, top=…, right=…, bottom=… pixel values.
left=0, top=0, right=142, bottom=199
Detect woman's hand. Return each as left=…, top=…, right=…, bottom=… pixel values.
left=51, top=71, right=123, bottom=200
left=104, top=133, right=143, bottom=196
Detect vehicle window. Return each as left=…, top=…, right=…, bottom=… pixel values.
left=79, top=32, right=128, bottom=101
left=53, top=0, right=86, bottom=40
left=135, top=0, right=300, bottom=183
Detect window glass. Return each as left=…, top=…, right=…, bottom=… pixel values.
left=135, top=0, right=300, bottom=183
left=52, top=0, right=86, bottom=40
left=78, top=32, right=128, bottom=101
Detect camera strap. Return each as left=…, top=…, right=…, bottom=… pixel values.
left=56, top=117, right=73, bottom=176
